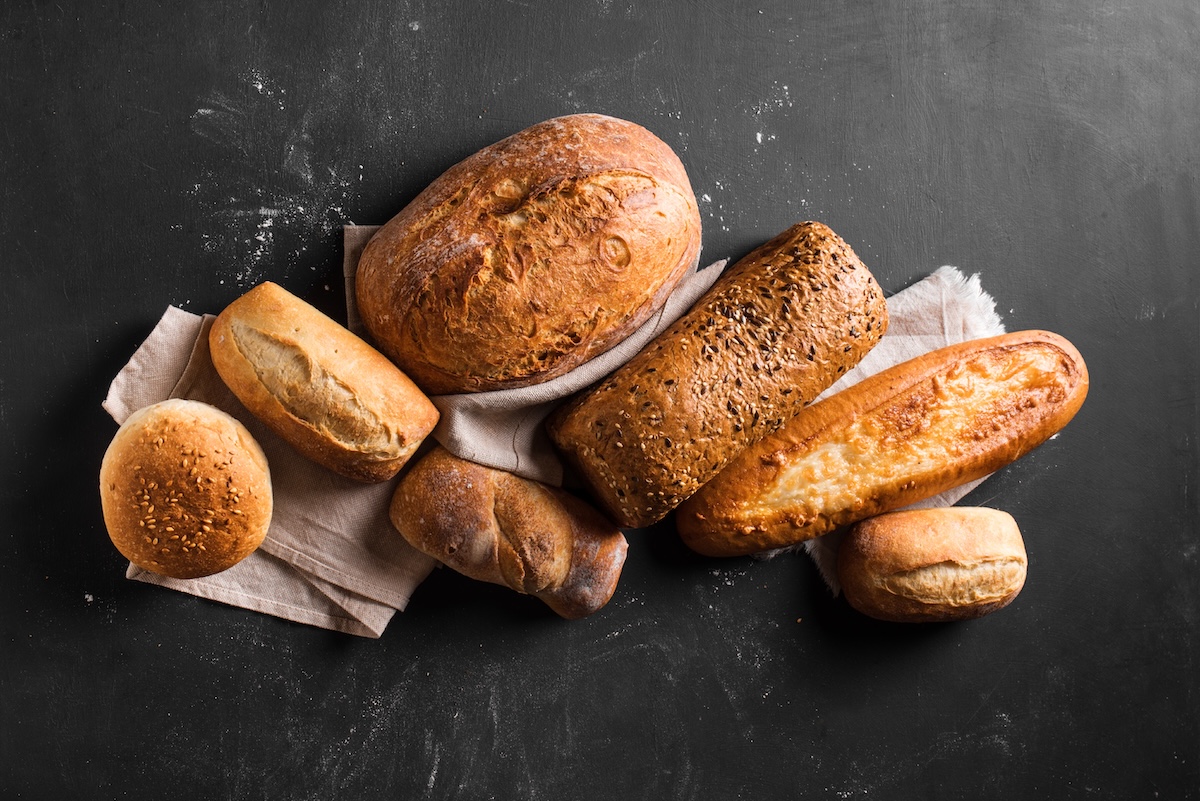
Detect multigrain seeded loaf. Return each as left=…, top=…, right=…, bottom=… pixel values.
left=99, top=399, right=272, bottom=579
left=837, top=507, right=1028, bottom=622
left=390, top=447, right=628, bottom=619
left=676, top=331, right=1089, bottom=557
left=355, top=113, right=702, bottom=394
left=209, top=281, right=439, bottom=483
left=547, top=221, right=888, bottom=528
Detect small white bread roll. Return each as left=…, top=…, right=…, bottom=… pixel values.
left=100, top=399, right=272, bottom=579
left=837, top=507, right=1027, bottom=622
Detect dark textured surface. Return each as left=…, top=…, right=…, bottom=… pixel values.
left=2, top=2, right=1197, bottom=798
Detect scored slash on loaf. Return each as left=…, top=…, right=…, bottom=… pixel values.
left=547, top=221, right=889, bottom=528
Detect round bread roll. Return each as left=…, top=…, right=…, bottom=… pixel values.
left=355, top=113, right=702, bottom=394
left=100, top=399, right=272, bottom=579
left=837, top=507, right=1028, bottom=623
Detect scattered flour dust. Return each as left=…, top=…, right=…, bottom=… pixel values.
left=188, top=67, right=356, bottom=287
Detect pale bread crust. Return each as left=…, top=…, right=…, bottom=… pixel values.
left=389, top=447, right=628, bottom=619
left=837, top=507, right=1028, bottom=622
left=209, top=281, right=439, bottom=483
left=99, top=399, right=272, bottom=579
left=548, top=221, right=887, bottom=528
left=676, top=330, right=1089, bottom=556
left=355, top=113, right=702, bottom=395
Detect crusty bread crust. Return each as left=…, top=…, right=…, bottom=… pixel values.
left=209, top=281, right=439, bottom=483
left=355, top=113, right=702, bottom=394
left=837, top=507, right=1028, bottom=622
left=548, top=221, right=887, bottom=528
left=677, top=330, right=1089, bottom=556
left=390, top=447, right=628, bottom=619
left=100, top=399, right=272, bottom=579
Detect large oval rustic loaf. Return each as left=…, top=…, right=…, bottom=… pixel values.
left=355, top=113, right=702, bottom=394
left=676, top=330, right=1089, bottom=557
left=547, top=221, right=888, bottom=528
left=209, top=281, right=439, bottom=483
left=837, top=507, right=1028, bottom=623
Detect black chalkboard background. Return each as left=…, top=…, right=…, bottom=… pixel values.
left=3, top=2, right=1197, bottom=798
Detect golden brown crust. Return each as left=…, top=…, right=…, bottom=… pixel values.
left=677, top=330, right=1089, bottom=556
left=355, top=113, right=702, bottom=394
left=837, top=507, right=1028, bottom=622
left=547, top=221, right=887, bottom=528
left=389, top=447, right=627, bottom=619
left=209, top=282, right=439, bottom=483
left=99, top=399, right=272, bottom=579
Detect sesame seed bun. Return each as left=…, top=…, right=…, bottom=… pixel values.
left=100, top=399, right=272, bottom=579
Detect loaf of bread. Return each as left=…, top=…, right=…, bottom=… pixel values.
left=677, top=330, right=1089, bottom=556
left=837, top=507, right=1028, bottom=622
left=390, top=447, right=628, bottom=619
left=100, top=399, right=273, bottom=579
left=355, top=113, right=702, bottom=395
left=547, top=221, right=888, bottom=528
left=209, top=281, right=439, bottom=483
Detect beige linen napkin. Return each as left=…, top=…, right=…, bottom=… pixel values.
left=102, top=231, right=721, bottom=635
left=798, top=265, right=1006, bottom=593
left=103, top=308, right=438, bottom=637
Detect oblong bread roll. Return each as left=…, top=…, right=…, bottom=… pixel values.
left=837, top=507, right=1028, bottom=622
left=209, top=281, right=439, bottom=482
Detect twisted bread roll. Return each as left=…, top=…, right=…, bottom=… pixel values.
left=389, top=447, right=628, bottom=619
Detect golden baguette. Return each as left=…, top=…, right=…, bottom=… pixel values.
left=676, top=330, right=1089, bottom=556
